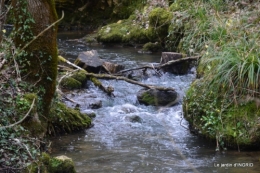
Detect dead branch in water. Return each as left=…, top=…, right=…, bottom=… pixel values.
left=118, top=55, right=200, bottom=74
left=118, top=65, right=157, bottom=73
left=159, top=56, right=200, bottom=68
left=58, top=56, right=175, bottom=92
left=84, top=73, right=175, bottom=91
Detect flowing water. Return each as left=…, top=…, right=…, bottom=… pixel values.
left=51, top=31, right=260, bottom=173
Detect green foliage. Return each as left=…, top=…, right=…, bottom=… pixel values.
left=185, top=31, right=260, bottom=148
left=184, top=79, right=260, bottom=150
left=0, top=0, right=61, bottom=171
left=202, top=38, right=260, bottom=98
left=0, top=126, right=40, bottom=171
left=11, top=0, right=35, bottom=44
left=112, top=0, right=146, bottom=19
left=0, top=86, right=41, bottom=170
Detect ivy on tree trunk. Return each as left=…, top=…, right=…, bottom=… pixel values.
left=12, top=0, right=58, bottom=120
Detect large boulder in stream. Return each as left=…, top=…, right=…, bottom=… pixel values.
left=160, top=52, right=195, bottom=75
left=74, top=50, right=124, bottom=73
left=137, top=88, right=178, bottom=106
left=74, top=50, right=104, bottom=73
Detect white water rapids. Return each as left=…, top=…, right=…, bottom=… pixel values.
left=51, top=32, right=260, bottom=173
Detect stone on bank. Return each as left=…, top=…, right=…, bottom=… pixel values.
left=25, top=153, right=76, bottom=173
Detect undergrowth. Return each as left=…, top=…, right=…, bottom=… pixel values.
left=182, top=0, right=260, bottom=150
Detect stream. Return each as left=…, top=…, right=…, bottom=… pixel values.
left=51, top=31, right=260, bottom=173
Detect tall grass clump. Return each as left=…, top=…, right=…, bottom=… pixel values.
left=201, top=11, right=260, bottom=98
left=202, top=37, right=260, bottom=98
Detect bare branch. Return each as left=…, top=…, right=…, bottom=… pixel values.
left=159, top=55, right=200, bottom=68
left=0, top=57, right=6, bottom=70
left=84, top=73, right=175, bottom=91
left=118, top=55, right=200, bottom=74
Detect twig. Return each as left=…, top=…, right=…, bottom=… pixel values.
left=180, top=112, right=189, bottom=130
left=56, top=88, right=78, bottom=104
left=12, top=138, right=33, bottom=160
left=0, top=98, right=36, bottom=129
left=56, top=68, right=81, bottom=103
left=58, top=55, right=84, bottom=71
left=118, top=65, right=156, bottom=73
left=0, top=58, right=6, bottom=70
left=11, top=48, right=21, bottom=81
left=63, top=95, right=78, bottom=103
left=58, top=65, right=75, bottom=72
left=151, top=63, right=162, bottom=76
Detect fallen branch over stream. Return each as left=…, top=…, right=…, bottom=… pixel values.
left=159, top=55, right=200, bottom=68
left=118, top=55, right=200, bottom=74
left=58, top=55, right=114, bottom=95
left=58, top=56, right=175, bottom=92
left=84, top=73, right=175, bottom=91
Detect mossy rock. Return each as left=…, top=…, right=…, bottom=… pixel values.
left=146, top=7, right=172, bottom=42
left=60, top=77, right=82, bottom=90
left=70, top=70, right=87, bottom=84
left=142, top=42, right=161, bottom=52
left=25, top=153, right=76, bottom=173
left=49, top=102, right=92, bottom=135
left=97, top=20, right=149, bottom=44
left=97, top=23, right=125, bottom=43
left=49, top=156, right=76, bottom=173
left=58, top=68, right=87, bottom=90
left=183, top=80, right=260, bottom=149
left=137, top=88, right=178, bottom=106
left=123, top=26, right=150, bottom=44
left=96, top=4, right=173, bottom=45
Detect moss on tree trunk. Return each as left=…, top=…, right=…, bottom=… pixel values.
left=12, top=0, right=58, bottom=119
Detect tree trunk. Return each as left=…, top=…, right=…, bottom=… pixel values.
left=12, top=0, right=58, bottom=118
left=0, top=0, right=5, bottom=42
